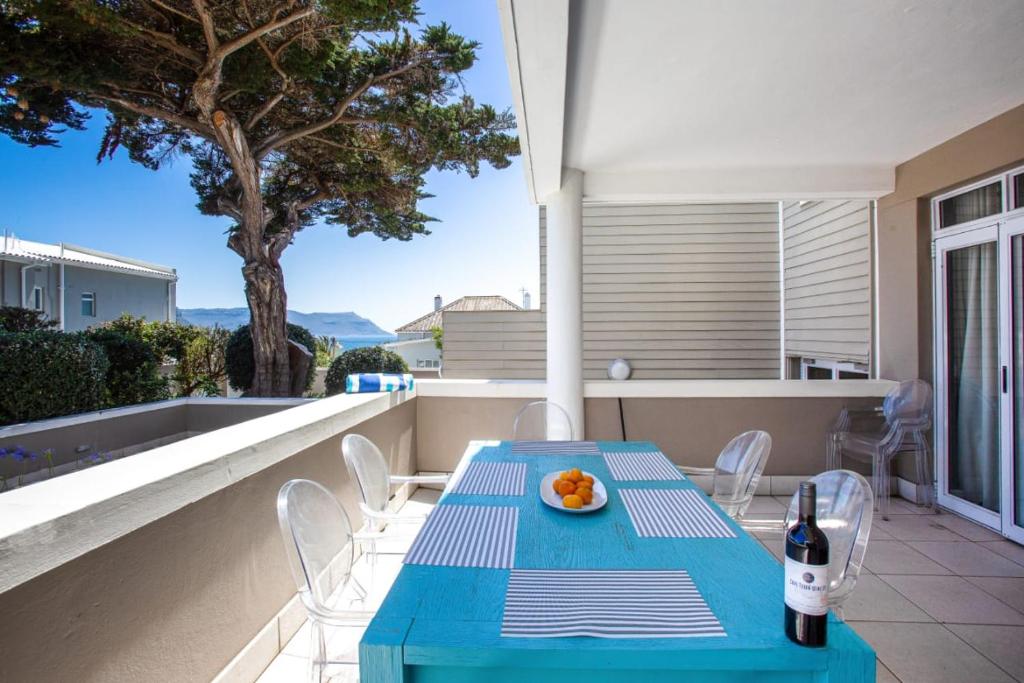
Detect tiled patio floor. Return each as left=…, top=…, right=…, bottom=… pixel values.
left=257, top=491, right=1024, bottom=683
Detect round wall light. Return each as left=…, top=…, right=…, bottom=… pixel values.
left=607, top=358, right=632, bottom=381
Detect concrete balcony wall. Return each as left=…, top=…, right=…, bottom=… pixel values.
left=0, top=393, right=416, bottom=683
left=415, top=380, right=893, bottom=481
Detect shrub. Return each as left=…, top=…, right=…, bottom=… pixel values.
left=324, top=346, right=409, bottom=396
left=225, top=323, right=316, bottom=394
left=100, top=314, right=229, bottom=396
left=0, top=331, right=108, bottom=425
left=85, top=328, right=169, bottom=407
left=0, top=306, right=58, bottom=332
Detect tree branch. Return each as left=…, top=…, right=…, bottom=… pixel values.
left=145, top=0, right=201, bottom=25
left=91, top=93, right=216, bottom=140
left=254, top=57, right=434, bottom=158
left=217, top=7, right=315, bottom=59
left=192, top=0, right=219, bottom=52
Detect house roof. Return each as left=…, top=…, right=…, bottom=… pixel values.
left=0, top=236, right=177, bottom=281
left=395, top=296, right=522, bottom=333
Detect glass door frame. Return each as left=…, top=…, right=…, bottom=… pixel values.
left=998, top=214, right=1024, bottom=544
left=933, top=223, right=1002, bottom=530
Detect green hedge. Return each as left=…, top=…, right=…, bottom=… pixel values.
left=0, top=331, right=109, bottom=425
left=324, top=346, right=409, bottom=396
left=224, top=323, right=317, bottom=394
left=85, top=328, right=169, bottom=407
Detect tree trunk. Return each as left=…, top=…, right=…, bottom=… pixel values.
left=243, top=253, right=291, bottom=396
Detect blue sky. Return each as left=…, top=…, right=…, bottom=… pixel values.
left=0, top=1, right=538, bottom=332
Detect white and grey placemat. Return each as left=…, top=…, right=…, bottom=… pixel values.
left=620, top=489, right=736, bottom=538
left=602, top=451, right=685, bottom=481
left=501, top=569, right=726, bottom=638
left=511, top=440, right=601, bottom=455
left=450, top=461, right=527, bottom=496
left=404, top=505, right=519, bottom=568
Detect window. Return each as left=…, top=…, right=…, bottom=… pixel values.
left=799, top=358, right=869, bottom=380
left=937, top=181, right=1003, bottom=229
left=81, top=292, right=96, bottom=317
left=1013, top=172, right=1024, bottom=211
left=416, top=359, right=440, bottom=368
left=30, top=286, right=43, bottom=311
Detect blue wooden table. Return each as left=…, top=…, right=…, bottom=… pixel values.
left=360, top=441, right=875, bottom=682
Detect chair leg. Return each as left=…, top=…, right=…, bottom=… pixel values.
left=914, top=431, right=938, bottom=513
left=832, top=604, right=846, bottom=623
left=309, top=621, right=327, bottom=683
left=875, top=452, right=890, bottom=521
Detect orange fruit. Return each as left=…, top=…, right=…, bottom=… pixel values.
left=576, top=487, right=594, bottom=504
left=562, top=494, right=583, bottom=509
left=556, top=480, right=577, bottom=496
left=559, top=471, right=572, bottom=481
left=581, top=475, right=594, bottom=486
left=568, top=468, right=583, bottom=483
left=553, top=478, right=562, bottom=493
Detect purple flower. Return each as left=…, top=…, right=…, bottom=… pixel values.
left=0, top=448, right=7, bottom=459
left=12, top=447, right=24, bottom=462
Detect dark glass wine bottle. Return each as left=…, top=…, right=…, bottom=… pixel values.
left=784, top=481, right=829, bottom=647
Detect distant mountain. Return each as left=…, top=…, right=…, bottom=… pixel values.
left=177, top=307, right=396, bottom=342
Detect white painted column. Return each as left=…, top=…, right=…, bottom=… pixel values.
left=545, top=168, right=584, bottom=439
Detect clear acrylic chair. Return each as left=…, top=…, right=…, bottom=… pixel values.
left=512, top=400, right=575, bottom=440
left=828, top=379, right=933, bottom=520
left=277, top=479, right=375, bottom=683
left=341, top=434, right=448, bottom=562
left=678, top=430, right=772, bottom=521
left=784, top=470, right=874, bottom=621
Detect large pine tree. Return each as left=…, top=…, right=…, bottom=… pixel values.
left=0, top=1, right=518, bottom=395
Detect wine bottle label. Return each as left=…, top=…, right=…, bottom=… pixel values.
left=784, top=557, right=829, bottom=616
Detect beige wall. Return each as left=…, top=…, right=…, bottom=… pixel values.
left=877, top=103, right=1024, bottom=381
left=0, top=398, right=416, bottom=683
left=416, top=395, right=878, bottom=477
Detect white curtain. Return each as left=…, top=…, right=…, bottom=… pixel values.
left=949, top=242, right=1000, bottom=512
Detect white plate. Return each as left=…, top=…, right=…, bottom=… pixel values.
left=539, top=471, right=608, bottom=514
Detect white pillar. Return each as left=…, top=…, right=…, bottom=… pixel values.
left=545, top=168, right=584, bottom=439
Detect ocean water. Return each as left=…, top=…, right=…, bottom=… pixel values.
left=333, top=335, right=398, bottom=351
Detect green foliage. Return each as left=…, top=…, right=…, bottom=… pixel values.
left=0, top=306, right=58, bottom=332
left=225, top=323, right=316, bottom=394
left=0, top=331, right=108, bottom=425
left=85, top=328, right=169, bottom=407
left=314, top=335, right=340, bottom=368
left=99, top=314, right=228, bottom=397
left=0, top=2, right=518, bottom=245
left=324, top=346, right=408, bottom=396
left=430, top=325, right=443, bottom=352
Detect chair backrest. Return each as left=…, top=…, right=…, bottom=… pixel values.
left=784, top=470, right=873, bottom=607
left=711, top=430, right=772, bottom=517
left=512, top=400, right=574, bottom=441
left=277, top=479, right=356, bottom=615
left=883, top=379, right=932, bottom=428
left=341, top=434, right=390, bottom=516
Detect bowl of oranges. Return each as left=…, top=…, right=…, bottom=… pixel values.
left=539, top=467, right=607, bottom=513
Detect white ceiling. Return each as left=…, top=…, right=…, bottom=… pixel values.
left=501, top=0, right=1024, bottom=202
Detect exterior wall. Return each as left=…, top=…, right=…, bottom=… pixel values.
left=877, top=103, right=1024, bottom=382
left=0, top=260, right=58, bottom=316
left=63, top=265, right=171, bottom=331
left=783, top=201, right=872, bottom=366
left=0, top=397, right=416, bottom=683
left=385, top=337, right=441, bottom=370
left=440, top=310, right=546, bottom=378
left=416, top=393, right=879, bottom=478
left=447, top=203, right=782, bottom=380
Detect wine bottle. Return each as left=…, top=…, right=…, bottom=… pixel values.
left=784, top=481, right=829, bottom=647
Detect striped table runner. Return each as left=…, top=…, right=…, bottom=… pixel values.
left=602, top=451, right=685, bottom=481
left=404, top=505, right=519, bottom=568
left=450, top=462, right=527, bottom=496
left=620, top=489, right=736, bottom=538
left=511, top=440, right=601, bottom=455
left=501, top=569, right=726, bottom=638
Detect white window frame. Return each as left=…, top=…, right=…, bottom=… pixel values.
left=81, top=292, right=96, bottom=317
left=799, top=357, right=869, bottom=380
left=932, top=164, right=1024, bottom=239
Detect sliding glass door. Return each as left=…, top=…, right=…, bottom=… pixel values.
left=936, top=214, right=1024, bottom=542
left=935, top=226, right=1001, bottom=529
left=1000, top=216, right=1024, bottom=543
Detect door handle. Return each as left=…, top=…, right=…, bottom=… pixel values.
left=1002, top=365, right=1009, bottom=394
